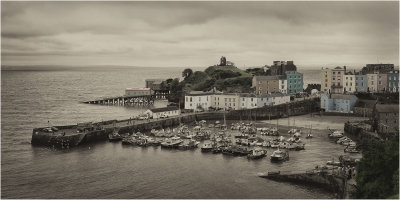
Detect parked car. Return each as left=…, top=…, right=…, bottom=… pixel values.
left=160, top=114, right=168, bottom=118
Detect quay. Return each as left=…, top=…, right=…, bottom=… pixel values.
left=32, top=98, right=320, bottom=148
left=259, top=168, right=350, bottom=199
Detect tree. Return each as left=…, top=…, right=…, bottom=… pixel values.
left=182, top=68, right=193, bottom=80
left=356, top=133, right=399, bottom=198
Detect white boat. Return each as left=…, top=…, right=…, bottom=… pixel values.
left=247, top=148, right=267, bottom=159
left=270, top=149, right=289, bottom=162
left=201, top=142, right=213, bottom=152
left=329, top=130, right=344, bottom=138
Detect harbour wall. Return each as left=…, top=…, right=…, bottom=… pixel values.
left=31, top=98, right=320, bottom=148
left=344, top=121, right=380, bottom=144
left=260, top=171, right=346, bottom=199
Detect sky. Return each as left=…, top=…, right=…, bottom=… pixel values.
left=1, top=1, right=399, bottom=69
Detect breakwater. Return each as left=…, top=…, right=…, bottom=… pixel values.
left=259, top=170, right=347, bottom=198
left=31, top=98, right=320, bottom=148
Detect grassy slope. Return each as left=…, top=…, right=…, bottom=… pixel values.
left=183, top=65, right=253, bottom=92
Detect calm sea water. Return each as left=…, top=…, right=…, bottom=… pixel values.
left=2, top=66, right=336, bottom=199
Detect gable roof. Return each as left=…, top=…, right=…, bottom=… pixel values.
left=150, top=106, right=179, bottom=113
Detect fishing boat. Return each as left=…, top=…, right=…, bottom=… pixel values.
left=108, top=129, right=122, bottom=142
left=201, top=142, right=213, bottom=152
left=247, top=148, right=267, bottom=159
left=270, top=149, right=289, bottom=162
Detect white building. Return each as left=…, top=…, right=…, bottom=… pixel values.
left=256, top=93, right=291, bottom=107
left=343, top=73, right=355, bottom=93
left=145, top=106, right=181, bottom=119
left=240, top=94, right=258, bottom=109
left=279, top=79, right=287, bottom=94
left=184, top=92, right=213, bottom=111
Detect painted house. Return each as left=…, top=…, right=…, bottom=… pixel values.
left=331, top=66, right=346, bottom=94
left=145, top=106, right=181, bottom=119
left=343, top=72, right=355, bottom=93
left=321, top=68, right=332, bottom=93
left=265, top=93, right=291, bottom=106
left=184, top=91, right=214, bottom=111
left=252, top=76, right=281, bottom=95
left=373, top=104, right=399, bottom=134
left=367, top=73, right=378, bottom=92
left=377, top=73, right=387, bottom=93
left=212, top=93, right=240, bottom=110
left=355, top=74, right=368, bottom=92
left=320, top=93, right=358, bottom=113
left=387, top=70, right=399, bottom=92
left=279, top=79, right=287, bottom=94
left=286, top=71, right=303, bottom=94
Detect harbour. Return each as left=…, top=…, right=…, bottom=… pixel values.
left=2, top=67, right=348, bottom=199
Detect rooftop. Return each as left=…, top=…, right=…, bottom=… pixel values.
left=375, top=104, right=399, bottom=113
left=253, top=75, right=280, bottom=80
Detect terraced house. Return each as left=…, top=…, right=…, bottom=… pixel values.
left=286, top=71, right=303, bottom=94
left=252, top=75, right=281, bottom=95
left=387, top=70, right=399, bottom=92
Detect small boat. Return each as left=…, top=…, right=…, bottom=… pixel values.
left=108, top=129, right=122, bottom=142
left=344, top=146, right=360, bottom=153
left=247, top=148, right=267, bottom=159
left=293, top=132, right=301, bottom=138
left=306, top=134, right=313, bottom=139
left=201, top=142, right=213, bottom=152
left=329, top=130, right=344, bottom=139
left=270, top=149, right=289, bottom=162
left=326, top=160, right=341, bottom=166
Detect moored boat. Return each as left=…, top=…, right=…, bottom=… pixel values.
left=201, top=142, right=213, bottom=152
left=270, top=149, right=289, bottom=162
left=247, top=148, right=267, bottom=159
left=108, top=129, right=122, bottom=142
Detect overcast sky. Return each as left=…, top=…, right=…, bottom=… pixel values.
left=1, top=1, right=399, bottom=68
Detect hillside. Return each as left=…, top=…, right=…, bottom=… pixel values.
left=183, top=65, right=253, bottom=93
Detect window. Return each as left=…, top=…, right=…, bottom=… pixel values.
left=338, top=72, right=341, bottom=74
left=190, top=97, right=192, bottom=102
left=346, top=77, right=348, bottom=80
left=333, top=72, right=336, bottom=75
left=186, top=97, right=188, bottom=102
left=333, top=77, right=335, bottom=80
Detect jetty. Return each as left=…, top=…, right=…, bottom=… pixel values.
left=82, top=94, right=157, bottom=105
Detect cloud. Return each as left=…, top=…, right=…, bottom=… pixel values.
left=1, top=1, right=398, bottom=67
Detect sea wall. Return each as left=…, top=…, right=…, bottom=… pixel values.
left=344, top=122, right=380, bottom=144
left=261, top=172, right=346, bottom=198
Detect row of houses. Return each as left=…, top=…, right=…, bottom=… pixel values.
left=252, top=71, right=304, bottom=95
left=321, top=65, right=399, bottom=94
left=184, top=91, right=291, bottom=111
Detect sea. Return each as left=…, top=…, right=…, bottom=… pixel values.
left=2, top=66, right=340, bottom=199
